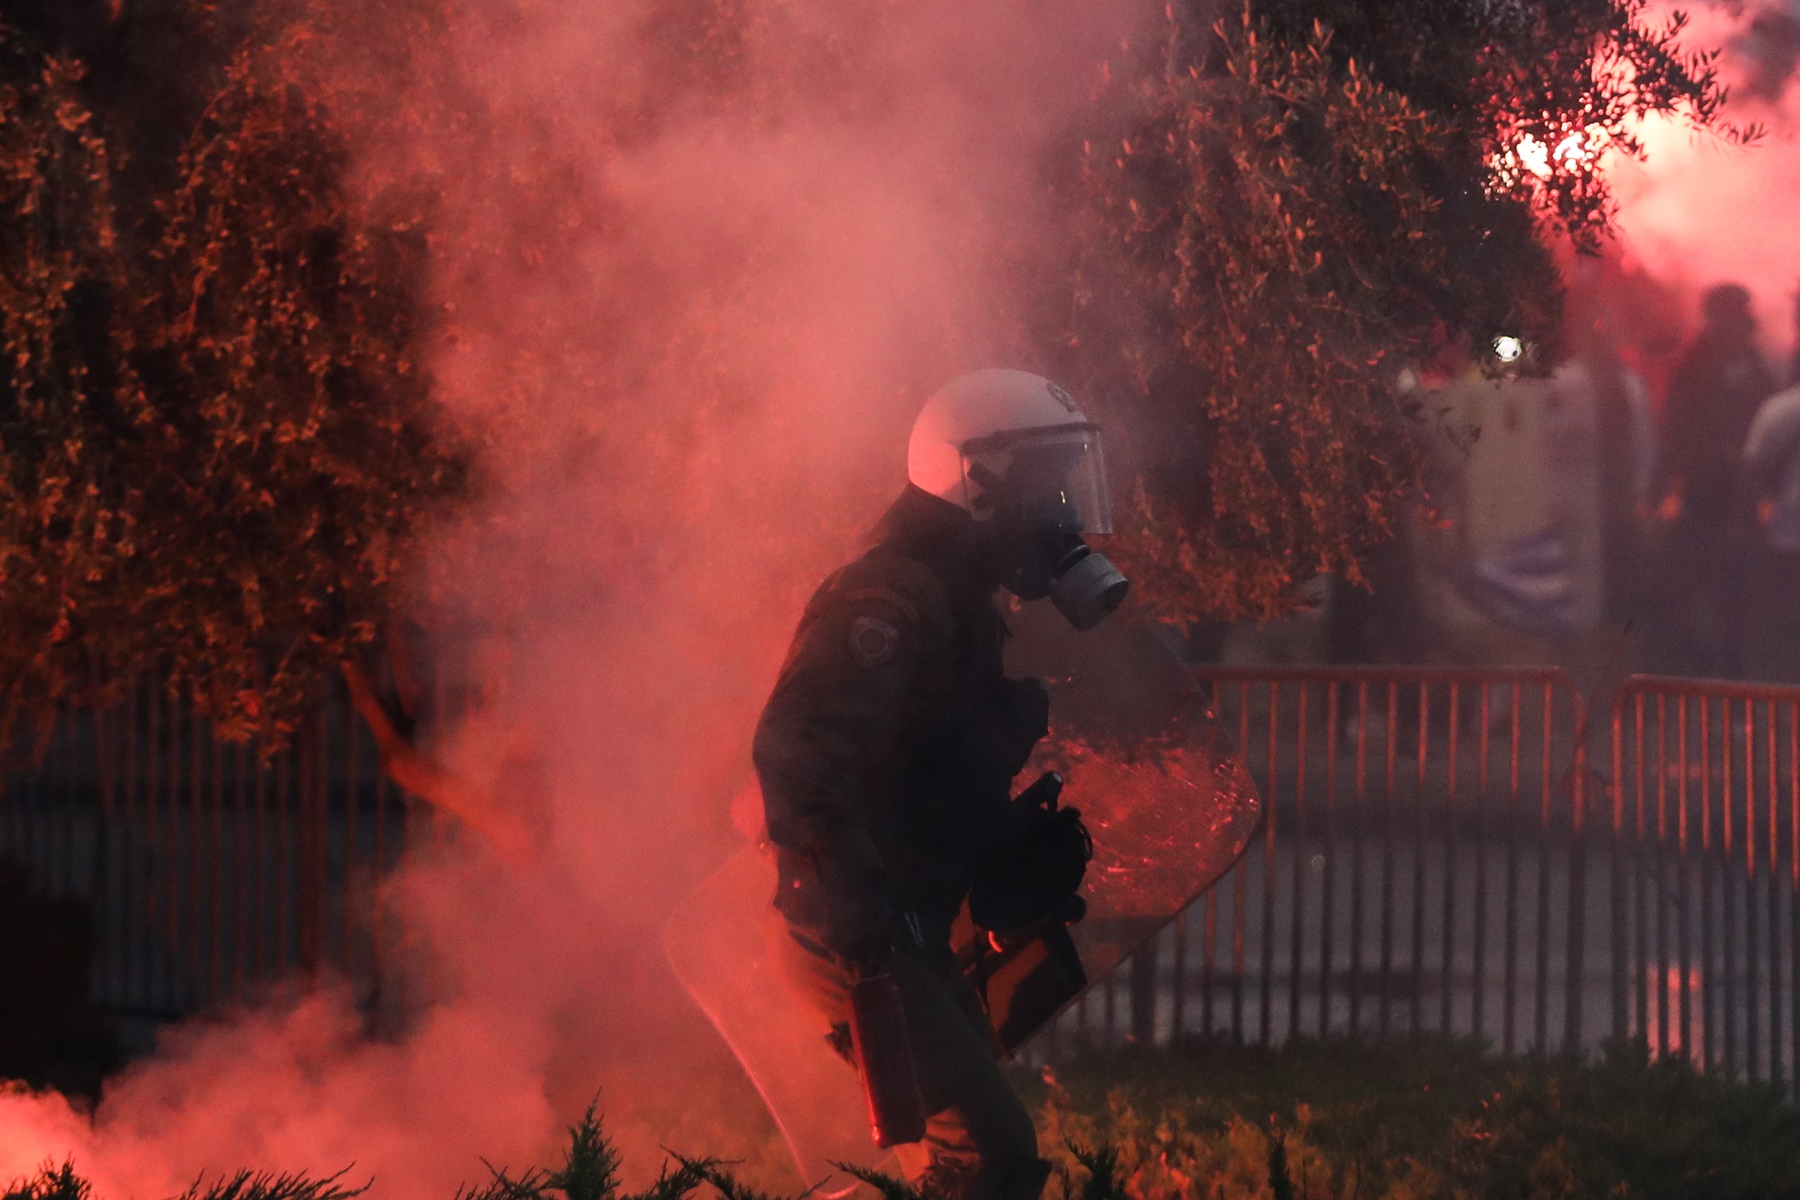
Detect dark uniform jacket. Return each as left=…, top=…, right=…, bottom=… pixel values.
left=753, top=488, right=1048, bottom=949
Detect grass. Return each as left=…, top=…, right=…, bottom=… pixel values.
left=1020, top=1034, right=1800, bottom=1199
left=8, top=1037, right=1800, bottom=1200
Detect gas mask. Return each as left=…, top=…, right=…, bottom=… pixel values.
left=967, top=438, right=1130, bottom=631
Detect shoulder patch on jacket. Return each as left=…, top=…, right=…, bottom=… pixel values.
left=848, top=614, right=901, bottom=667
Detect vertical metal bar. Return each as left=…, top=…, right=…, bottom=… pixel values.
left=1172, top=905, right=1188, bottom=1041
left=57, top=707, right=73, bottom=897
left=1233, top=682, right=1248, bottom=1043
left=1723, top=696, right=1739, bottom=1077
left=59, top=711, right=75, bottom=899
left=1613, top=688, right=1629, bottom=1042
left=235, top=740, right=249, bottom=1004
left=1473, top=683, right=1492, bottom=1043
left=1764, top=698, right=1778, bottom=1086
left=20, top=714, right=41, bottom=895
left=92, top=705, right=115, bottom=1006
left=346, top=702, right=359, bottom=989
left=145, top=686, right=162, bottom=1012
left=1321, top=680, right=1339, bottom=1036
left=210, top=729, right=224, bottom=1008
left=1789, top=701, right=1799, bottom=1098
left=1201, top=887, right=1217, bottom=1036
left=253, top=740, right=268, bottom=987
left=166, top=692, right=182, bottom=1012
left=1702, top=696, right=1717, bottom=1070
left=4, top=718, right=18, bottom=871
left=1260, top=680, right=1278, bottom=1045
left=1129, top=941, right=1157, bottom=1044
left=1380, top=680, right=1398, bottom=1037
left=276, top=741, right=291, bottom=983
left=189, top=712, right=204, bottom=1009
left=33, top=713, right=52, bottom=898
left=17, top=717, right=32, bottom=881
left=1289, top=683, right=1307, bottom=1040
left=1536, top=682, right=1553, bottom=1054
left=1565, top=691, right=1588, bottom=1056
left=64, top=709, right=81, bottom=899
left=124, top=684, right=142, bottom=1011
left=308, top=717, right=323, bottom=976
left=299, top=722, right=315, bottom=975
left=371, top=743, right=388, bottom=1018
left=1656, top=692, right=1671, bottom=1059
left=1103, top=945, right=1118, bottom=1043
left=1442, top=682, right=1460, bottom=1034
left=1670, top=694, right=1684, bottom=1072
left=1349, top=679, right=1368, bottom=1037
left=305, top=721, right=319, bottom=977
left=1632, top=692, right=1648, bottom=1043
left=316, top=710, right=330, bottom=976
left=1744, top=698, right=1760, bottom=1078
left=1504, top=680, right=1522, bottom=1055
left=1767, top=698, right=1781, bottom=1084
left=1412, top=681, right=1428, bottom=1036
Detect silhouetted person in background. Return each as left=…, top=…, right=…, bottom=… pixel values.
left=1654, top=284, right=1776, bottom=676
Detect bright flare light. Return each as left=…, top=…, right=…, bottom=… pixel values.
left=1491, top=124, right=1608, bottom=188
left=1493, top=335, right=1524, bottom=362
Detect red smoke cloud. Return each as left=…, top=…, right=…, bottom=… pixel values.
left=1610, top=1, right=1800, bottom=363
left=1, top=1, right=1141, bottom=1194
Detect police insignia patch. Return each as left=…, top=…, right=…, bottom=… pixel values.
left=849, top=615, right=899, bottom=667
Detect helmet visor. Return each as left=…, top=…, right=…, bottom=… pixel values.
left=960, top=424, right=1114, bottom=535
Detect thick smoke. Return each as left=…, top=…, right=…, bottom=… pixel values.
left=1610, top=0, right=1800, bottom=361
left=1, top=2, right=1144, bottom=1196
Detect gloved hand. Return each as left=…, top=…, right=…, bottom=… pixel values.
left=968, top=771, right=1093, bottom=933
left=994, top=677, right=1051, bottom=778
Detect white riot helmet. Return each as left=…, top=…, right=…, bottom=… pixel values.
left=907, top=368, right=1128, bottom=629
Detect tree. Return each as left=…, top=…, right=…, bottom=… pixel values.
left=1059, top=0, right=1746, bottom=622
left=0, top=0, right=1748, bottom=829
left=0, top=7, right=470, bottom=757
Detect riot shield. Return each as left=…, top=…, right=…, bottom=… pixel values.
left=662, top=604, right=1262, bottom=1194
left=662, top=846, right=884, bottom=1194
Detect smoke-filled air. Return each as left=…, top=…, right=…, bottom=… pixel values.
left=0, top=1, right=1147, bottom=1196
left=13, top=0, right=1800, bottom=1195
left=1615, top=1, right=1800, bottom=354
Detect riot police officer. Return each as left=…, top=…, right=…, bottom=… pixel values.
left=753, top=369, right=1127, bottom=1200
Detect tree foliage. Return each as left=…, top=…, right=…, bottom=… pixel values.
left=1066, top=0, right=1745, bottom=621
left=0, top=4, right=468, bottom=750
left=0, top=0, right=1750, bottom=755
left=0, top=28, right=137, bottom=739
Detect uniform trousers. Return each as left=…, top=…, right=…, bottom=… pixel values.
left=766, top=910, right=1047, bottom=1200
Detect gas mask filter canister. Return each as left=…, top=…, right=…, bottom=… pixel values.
left=1049, top=542, right=1129, bottom=631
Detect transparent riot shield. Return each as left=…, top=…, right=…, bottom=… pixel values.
left=662, top=605, right=1262, bottom=1194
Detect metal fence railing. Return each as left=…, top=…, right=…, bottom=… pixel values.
left=4, top=668, right=1798, bottom=1098
left=1608, top=679, right=1800, bottom=1087
left=0, top=684, right=409, bottom=1022
left=1049, top=667, right=1594, bottom=1055
left=1050, top=668, right=1800, bottom=1099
